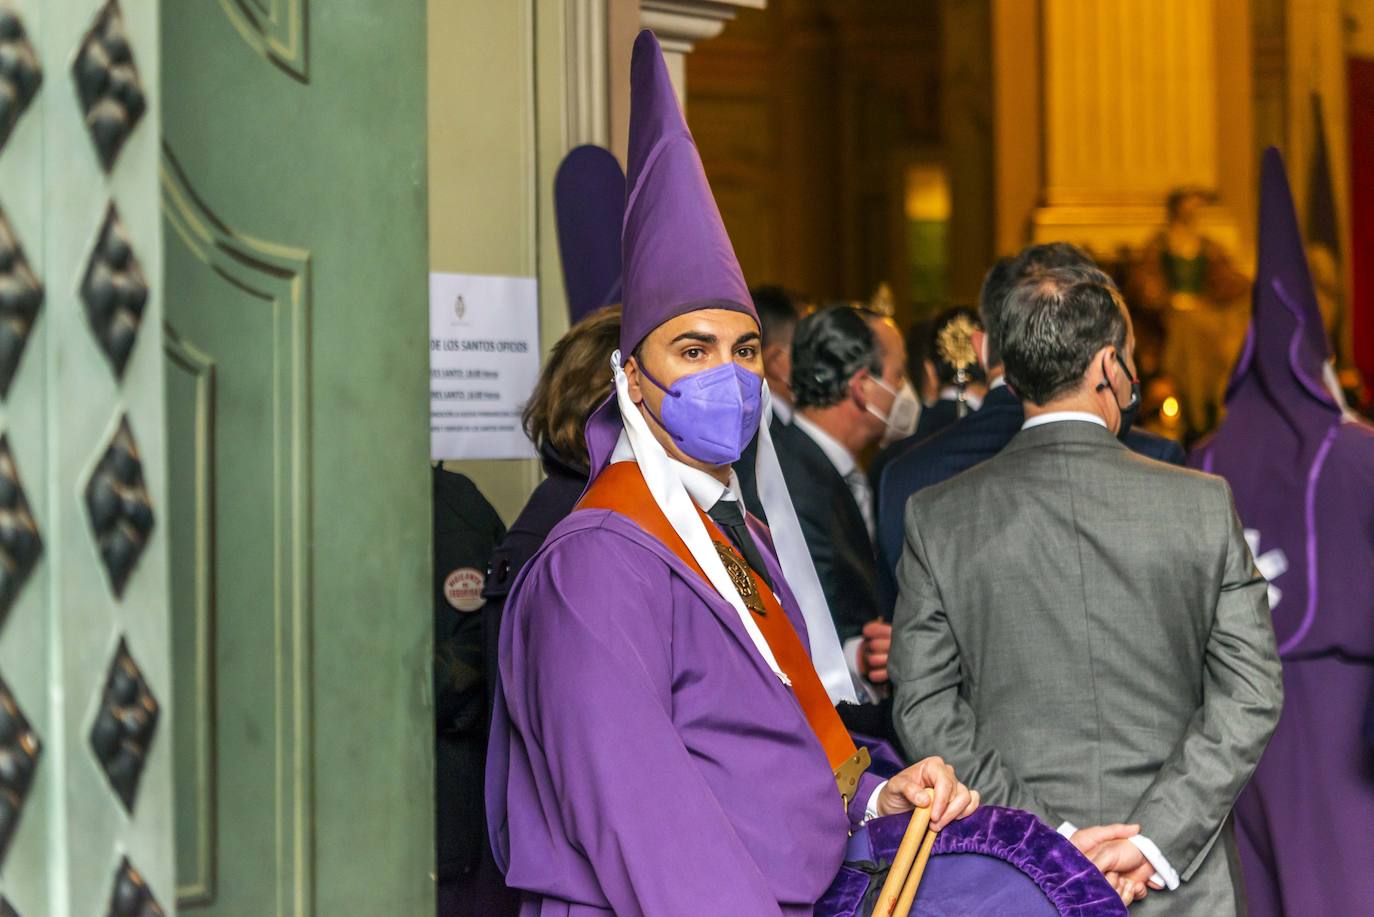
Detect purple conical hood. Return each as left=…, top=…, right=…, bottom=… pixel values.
left=619, top=30, right=756, bottom=355
left=1189, top=147, right=1369, bottom=658
left=555, top=145, right=625, bottom=324
left=1223, top=147, right=1339, bottom=426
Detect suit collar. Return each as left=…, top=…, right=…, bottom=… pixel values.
left=792, top=413, right=858, bottom=479
left=1002, top=417, right=1126, bottom=455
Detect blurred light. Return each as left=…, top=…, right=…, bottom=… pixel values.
left=1161, top=396, right=1180, bottom=419
left=905, top=164, right=951, bottom=222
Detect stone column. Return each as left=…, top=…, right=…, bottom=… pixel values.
left=999, top=0, right=1253, bottom=256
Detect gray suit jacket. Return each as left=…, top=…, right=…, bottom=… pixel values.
left=889, top=420, right=1283, bottom=915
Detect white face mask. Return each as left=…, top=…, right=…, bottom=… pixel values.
left=867, top=377, right=921, bottom=445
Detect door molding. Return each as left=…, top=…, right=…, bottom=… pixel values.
left=161, top=142, right=316, bottom=916
left=219, top=0, right=309, bottom=82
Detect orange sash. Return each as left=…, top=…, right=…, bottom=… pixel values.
left=578, top=462, right=868, bottom=804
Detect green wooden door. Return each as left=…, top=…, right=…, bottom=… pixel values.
left=2, top=0, right=176, bottom=913
left=160, top=3, right=433, bottom=915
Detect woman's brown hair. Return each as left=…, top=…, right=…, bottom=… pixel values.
left=522, top=305, right=621, bottom=469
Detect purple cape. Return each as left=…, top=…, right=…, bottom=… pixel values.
left=485, top=486, right=881, bottom=915
left=1189, top=147, right=1374, bottom=916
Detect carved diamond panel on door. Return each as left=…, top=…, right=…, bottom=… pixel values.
left=84, top=415, right=155, bottom=598
left=81, top=204, right=149, bottom=377
left=106, top=856, right=165, bottom=917
left=0, top=674, right=40, bottom=866
left=0, top=3, right=41, bottom=153
left=0, top=209, right=43, bottom=398
left=0, top=436, right=40, bottom=627
left=72, top=0, right=145, bottom=172
left=89, top=636, right=159, bottom=812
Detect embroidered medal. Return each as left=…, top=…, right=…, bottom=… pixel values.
left=713, top=542, right=766, bottom=615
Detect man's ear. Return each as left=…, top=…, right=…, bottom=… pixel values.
left=849, top=370, right=871, bottom=409
left=762, top=342, right=786, bottom=376
left=1090, top=345, right=1116, bottom=390
left=624, top=353, right=645, bottom=404
left=971, top=330, right=988, bottom=370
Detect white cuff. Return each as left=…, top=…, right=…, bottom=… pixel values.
left=1058, top=822, right=1179, bottom=891
left=863, top=780, right=888, bottom=823
left=1128, top=834, right=1180, bottom=891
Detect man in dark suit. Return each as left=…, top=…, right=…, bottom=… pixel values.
left=889, top=266, right=1282, bottom=912
left=754, top=306, right=916, bottom=732
left=875, top=246, right=1186, bottom=603
left=870, top=308, right=987, bottom=488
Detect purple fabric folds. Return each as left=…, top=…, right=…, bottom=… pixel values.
left=816, top=807, right=1127, bottom=917
left=618, top=30, right=755, bottom=355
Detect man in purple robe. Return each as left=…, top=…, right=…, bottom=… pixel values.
left=485, top=31, right=978, bottom=916
left=1190, top=148, right=1374, bottom=915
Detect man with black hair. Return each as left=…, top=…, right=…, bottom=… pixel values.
left=766, top=306, right=917, bottom=715
left=888, top=265, right=1283, bottom=913
left=874, top=245, right=1186, bottom=604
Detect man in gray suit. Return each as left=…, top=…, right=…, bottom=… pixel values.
left=889, top=266, right=1283, bottom=912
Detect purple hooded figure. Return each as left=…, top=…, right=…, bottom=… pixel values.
left=554, top=145, right=625, bottom=324
left=1190, top=148, right=1374, bottom=916
left=485, top=31, right=892, bottom=916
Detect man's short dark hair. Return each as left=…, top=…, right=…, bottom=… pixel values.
left=981, top=243, right=1096, bottom=369
left=750, top=285, right=803, bottom=348
left=1000, top=266, right=1127, bottom=406
left=791, top=305, right=883, bottom=409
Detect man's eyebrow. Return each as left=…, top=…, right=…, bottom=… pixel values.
left=668, top=331, right=719, bottom=345
left=733, top=331, right=761, bottom=346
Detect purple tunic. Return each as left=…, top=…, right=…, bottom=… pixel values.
left=1189, top=148, right=1374, bottom=915
left=486, top=496, right=881, bottom=916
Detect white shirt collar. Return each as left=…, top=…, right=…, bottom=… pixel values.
left=770, top=396, right=794, bottom=425
left=1021, top=410, right=1108, bottom=431
left=989, top=375, right=1007, bottom=390
left=938, top=386, right=984, bottom=412
left=610, top=430, right=742, bottom=511
left=791, top=413, right=857, bottom=478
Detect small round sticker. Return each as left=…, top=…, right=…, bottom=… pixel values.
left=444, top=567, right=486, bottom=612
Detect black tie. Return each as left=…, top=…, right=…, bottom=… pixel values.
left=707, top=498, right=774, bottom=592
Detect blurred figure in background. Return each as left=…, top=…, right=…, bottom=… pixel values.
left=911, top=306, right=987, bottom=442
left=866, top=308, right=982, bottom=491
left=482, top=304, right=620, bottom=614
left=734, top=285, right=804, bottom=518
left=750, top=284, right=805, bottom=426
left=434, top=466, right=512, bottom=916
left=1130, top=187, right=1250, bottom=441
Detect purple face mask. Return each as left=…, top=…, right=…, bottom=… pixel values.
left=638, top=360, right=763, bottom=465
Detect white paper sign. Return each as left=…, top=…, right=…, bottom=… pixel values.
left=430, top=272, right=540, bottom=460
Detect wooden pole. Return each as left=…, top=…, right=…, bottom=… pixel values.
left=875, top=805, right=933, bottom=916
left=892, top=826, right=939, bottom=917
